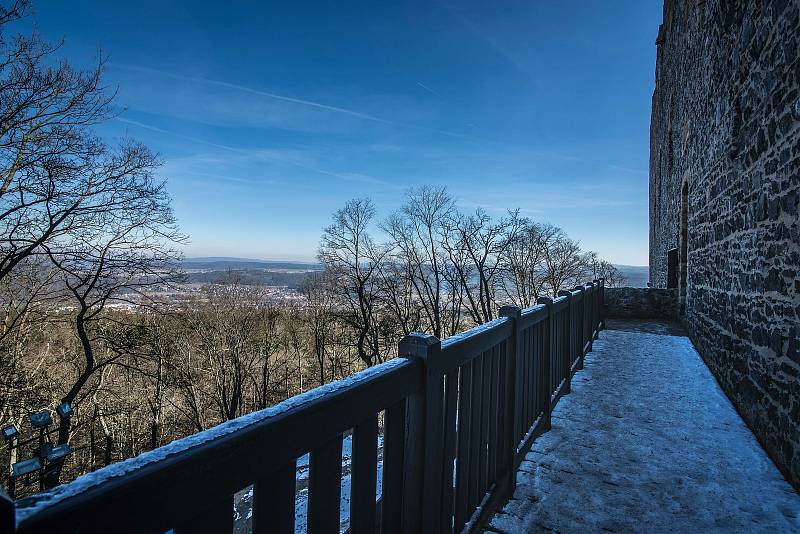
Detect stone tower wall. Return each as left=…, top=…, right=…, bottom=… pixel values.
left=650, top=0, right=800, bottom=487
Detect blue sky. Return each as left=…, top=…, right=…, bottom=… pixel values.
left=33, top=1, right=661, bottom=265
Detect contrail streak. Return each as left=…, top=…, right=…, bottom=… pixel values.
left=114, top=117, right=391, bottom=186
left=112, top=63, right=467, bottom=137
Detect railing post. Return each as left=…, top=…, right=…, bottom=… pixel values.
left=573, top=286, right=586, bottom=370
left=399, top=332, right=443, bottom=534
left=535, top=298, right=554, bottom=433
left=1, top=485, right=13, bottom=534
left=584, top=283, right=594, bottom=354
left=498, top=306, right=521, bottom=498
left=598, top=277, right=606, bottom=331
left=557, top=290, right=573, bottom=394
left=592, top=279, right=601, bottom=339
left=590, top=280, right=598, bottom=340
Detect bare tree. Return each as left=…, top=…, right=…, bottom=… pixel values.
left=0, top=256, right=59, bottom=346
left=373, top=256, right=421, bottom=338
left=1, top=1, right=118, bottom=284
left=499, top=220, right=550, bottom=308
left=183, top=285, right=263, bottom=422
left=383, top=186, right=456, bottom=338
left=318, top=198, right=384, bottom=367
left=445, top=208, right=523, bottom=324
left=538, top=225, right=586, bottom=296
left=39, top=145, right=184, bottom=484
left=252, top=302, right=284, bottom=409
left=585, top=253, right=625, bottom=287
left=301, top=272, right=336, bottom=385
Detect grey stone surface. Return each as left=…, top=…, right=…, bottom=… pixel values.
left=605, top=318, right=685, bottom=337
left=604, top=287, right=678, bottom=320
left=487, top=328, right=800, bottom=533
left=649, top=0, right=800, bottom=486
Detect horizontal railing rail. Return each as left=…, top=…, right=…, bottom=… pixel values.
left=2, top=278, right=606, bottom=534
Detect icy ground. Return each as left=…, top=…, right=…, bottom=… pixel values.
left=487, top=322, right=800, bottom=533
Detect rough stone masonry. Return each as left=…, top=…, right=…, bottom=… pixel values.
left=649, top=0, right=800, bottom=488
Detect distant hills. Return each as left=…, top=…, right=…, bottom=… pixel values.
left=616, top=265, right=649, bottom=288
left=179, top=257, right=322, bottom=288
left=181, top=257, right=321, bottom=271
left=180, top=257, right=649, bottom=289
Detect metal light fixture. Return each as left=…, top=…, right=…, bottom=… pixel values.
left=29, top=411, right=52, bottom=428
left=2, top=424, right=18, bottom=441
left=12, top=458, right=41, bottom=478
left=46, top=444, right=70, bottom=462
left=56, top=402, right=73, bottom=419
left=6, top=405, right=74, bottom=495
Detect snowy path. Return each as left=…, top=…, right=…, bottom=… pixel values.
left=487, top=321, right=800, bottom=533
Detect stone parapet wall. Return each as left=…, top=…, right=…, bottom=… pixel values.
left=604, top=287, right=678, bottom=320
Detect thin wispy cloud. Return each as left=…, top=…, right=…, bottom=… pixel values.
left=116, top=117, right=244, bottom=154
left=113, top=64, right=398, bottom=124
left=115, top=117, right=393, bottom=187
left=111, top=63, right=482, bottom=142
left=111, top=64, right=586, bottom=164
left=437, top=1, right=543, bottom=89
left=416, top=81, right=442, bottom=97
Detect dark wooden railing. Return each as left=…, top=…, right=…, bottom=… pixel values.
left=1, top=279, right=605, bottom=534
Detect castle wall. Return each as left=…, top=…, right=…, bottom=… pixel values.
left=604, top=288, right=678, bottom=320
left=650, top=0, right=800, bottom=487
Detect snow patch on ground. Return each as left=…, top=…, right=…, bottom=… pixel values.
left=488, top=327, right=800, bottom=533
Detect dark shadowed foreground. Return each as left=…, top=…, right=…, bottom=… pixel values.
left=488, top=322, right=800, bottom=533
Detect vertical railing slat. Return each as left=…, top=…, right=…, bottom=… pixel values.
left=487, top=343, right=500, bottom=488
left=516, top=328, right=525, bottom=443
left=539, top=299, right=553, bottom=433
left=600, top=277, right=606, bottom=330
left=253, top=460, right=296, bottom=534
left=454, top=359, right=473, bottom=531
left=522, top=327, right=531, bottom=435
left=351, top=415, right=378, bottom=534
left=381, top=399, right=406, bottom=534
left=558, top=290, right=573, bottom=396
left=478, top=348, right=492, bottom=497
left=440, top=369, right=459, bottom=533
left=582, top=284, right=590, bottom=355
left=535, top=323, right=543, bottom=418
left=468, top=352, right=484, bottom=513
left=552, top=311, right=558, bottom=398
left=308, top=435, right=343, bottom=534
left=499, top=305, right=521, bottom=498
left=527, top=327, right=535, bottom=427
left=532, top=325, right=539, bottom=419
left=575, top=287, right=582, bottom=361
left=588, top=283, right=593, bottom=335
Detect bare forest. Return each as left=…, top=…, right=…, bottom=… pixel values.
left=0, top=0, right=622, bottom=497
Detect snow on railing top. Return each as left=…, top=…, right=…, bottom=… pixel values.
left=521, top=303, right=546, bottom=317
left=14, top=357, right=409, bottom=523
left=440, top=316, right=511, bottom=349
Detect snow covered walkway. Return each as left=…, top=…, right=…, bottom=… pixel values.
left=487, top=321, right=800, bottom=533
